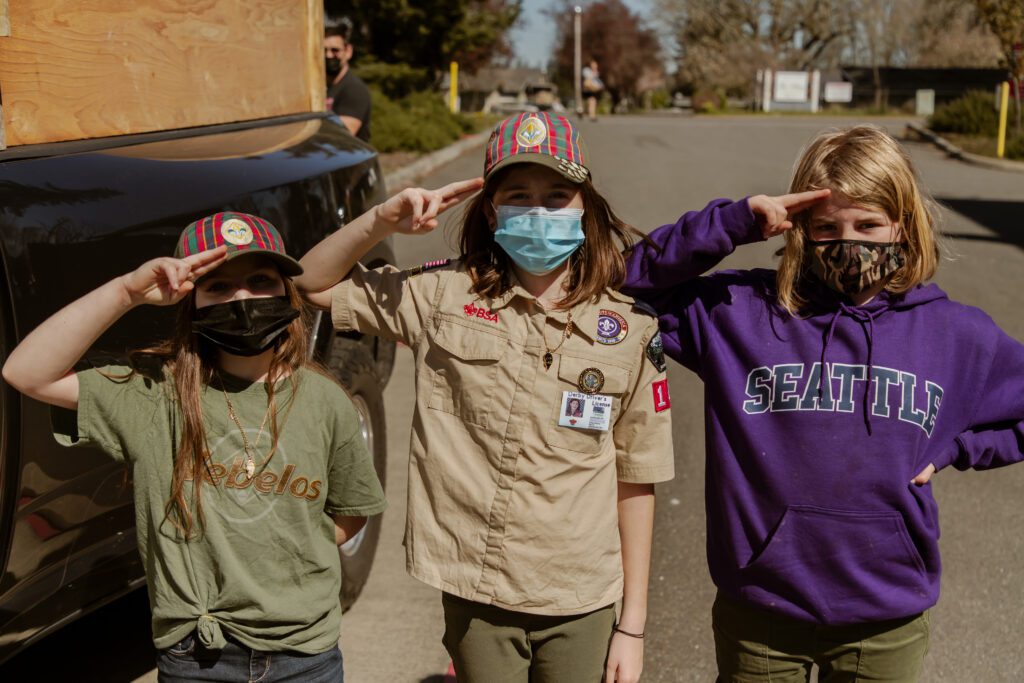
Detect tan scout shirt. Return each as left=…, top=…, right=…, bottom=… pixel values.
left=331, top=260, right=674, bottom=615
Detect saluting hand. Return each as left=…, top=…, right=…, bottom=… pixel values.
left=748, top=189, right=832, bottom=239
left=120, top=246, right=228, bottom=307
left=373, top=177, right=485, bottom=236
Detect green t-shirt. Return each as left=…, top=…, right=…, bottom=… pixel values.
left=54, top=364, right=386, bottom=654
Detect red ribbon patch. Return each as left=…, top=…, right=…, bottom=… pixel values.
left=652, top=379, right=671, bottom=413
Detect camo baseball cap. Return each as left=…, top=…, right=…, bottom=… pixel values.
left=174, top=211, right=303, bottom=276
left=484, top=112, right=590, bottom=184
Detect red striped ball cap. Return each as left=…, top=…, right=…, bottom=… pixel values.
left=174, top=212, right=303, bottom=276
left=484, top=113, right=590, bottom=184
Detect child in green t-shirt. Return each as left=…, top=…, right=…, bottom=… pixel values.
left=2, top=212, right=389, bottom=681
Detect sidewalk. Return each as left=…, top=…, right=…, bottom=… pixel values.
left=905, top=121, right=1024, bottom=174
left=381, top=130, right=490, bottom=193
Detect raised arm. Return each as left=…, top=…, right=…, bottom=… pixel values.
left=295, top=178, right=483, bottom=309
left=622, top=190, right=831, bottom=297
left=2, top=248, right=227, bottom=410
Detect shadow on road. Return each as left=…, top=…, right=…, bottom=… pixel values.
left=936, top=197, right=1024, bottom=250
left=1, top=587, right=156, bottom=682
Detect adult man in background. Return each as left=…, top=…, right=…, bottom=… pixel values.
left=325, top=19, right=371, bottom=143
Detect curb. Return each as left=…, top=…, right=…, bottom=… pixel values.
left=383, top=130, right=490, bottom=192
left=905, top=121, right=1024, bottom=174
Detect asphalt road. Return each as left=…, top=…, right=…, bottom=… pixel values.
left=4, top=114, right=1022, bottom=682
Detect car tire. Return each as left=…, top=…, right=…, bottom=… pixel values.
left=325, top=334, right=387, bottom=611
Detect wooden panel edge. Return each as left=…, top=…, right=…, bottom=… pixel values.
left=307, top=0, right=325, bottom=113
left=0, top=0, right=9, bottom=37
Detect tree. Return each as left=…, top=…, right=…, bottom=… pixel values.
left=659, top=0, right=1002, bottom=101
left=324, top=0, right=522, bottom=76
left=548, top=0, right=665, bottom=107
left=974, top=0, right=1024, bottom=131
left=658, top=0, right=852, bottom=98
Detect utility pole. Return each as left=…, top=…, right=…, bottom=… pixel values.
left=574, top=6, right=583, bottom=116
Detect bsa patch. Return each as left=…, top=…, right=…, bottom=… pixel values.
left=515, top=115, right=547, bottom=147
left=406, top=258, right=451, bottom=276
left=596, top=309, right=628, bottom=345
left=577, top=367, right=605, bottom=394
left=646, top=333, right=666, bottom=372
left=221, top=219, right=254, bottom=246
left=652, top=378, right=671, bottom=413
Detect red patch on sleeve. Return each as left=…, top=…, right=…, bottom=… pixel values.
left=652, top=379, right=671, bottom=413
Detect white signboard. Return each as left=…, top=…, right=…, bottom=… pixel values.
left=774, top=71, right=810, bottom=102
left=824, top=81, right=853, bottom=103
left=916, top=89, right=935, bottom=116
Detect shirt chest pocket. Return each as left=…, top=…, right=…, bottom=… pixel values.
left=425, top=314, right=508, bottom=428
left=545, top=354, right=630, bottom=454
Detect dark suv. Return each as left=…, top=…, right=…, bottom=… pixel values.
left=0, top=113, right=394, bottom=663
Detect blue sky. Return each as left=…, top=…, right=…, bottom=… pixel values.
left=509, top=0, right=656, bottom=69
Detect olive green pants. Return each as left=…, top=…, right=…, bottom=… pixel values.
left=713, top=593, right=930, bottom=683
left=441, top=592, right=616, bottom=683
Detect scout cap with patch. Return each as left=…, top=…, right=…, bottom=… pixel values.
left=484, top=113, right=590, bottom=184
left=174, top=211, right=303, bottom=276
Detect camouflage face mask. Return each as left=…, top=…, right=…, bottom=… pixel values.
left=805, top=239, right=907, bottom=296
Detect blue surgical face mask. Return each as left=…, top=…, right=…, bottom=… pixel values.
left=493, top=205, right=585, bottom=275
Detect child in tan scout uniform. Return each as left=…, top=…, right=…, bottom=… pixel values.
left=297, top=113, right=674, bottom=683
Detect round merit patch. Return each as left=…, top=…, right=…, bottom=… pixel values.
left=516, top=115, right=547, bottom=148
left=221, top=219, right=254, bottom=246
left=578, top=367, right=605, bottom=394
left=596, top=309, right=628, bottom=345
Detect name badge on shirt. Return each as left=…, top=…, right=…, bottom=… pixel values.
left=558, top=391, right=612, bottom=432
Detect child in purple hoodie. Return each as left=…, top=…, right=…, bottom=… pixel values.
left=622, top=125, right=1024, bottom=681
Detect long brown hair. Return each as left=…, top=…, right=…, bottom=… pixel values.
left=131, top=273, right=311, bottom=540
left=777, top=125, right=940, bottom=315
left=459, top=169, right=646, bottom=309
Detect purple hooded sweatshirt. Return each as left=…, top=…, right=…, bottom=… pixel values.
left=622, top=198, right=1024, bottom=625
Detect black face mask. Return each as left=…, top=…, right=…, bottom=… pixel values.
left=192, top=297, right=300, bottom=357
left=325, top=57, right=342, bottom=76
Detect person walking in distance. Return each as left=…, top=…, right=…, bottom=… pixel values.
left=582, top=59, right=605, bottom=122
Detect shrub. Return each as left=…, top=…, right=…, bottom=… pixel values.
left=1005, top=132, right=1024, bottom=161
left=647, top=88, right=670, bottom=110
left=355, top=60, right=431, bottom=99
left=370, top=88, right=479, bottom=153
left=929, top=90, right=998, bottom=136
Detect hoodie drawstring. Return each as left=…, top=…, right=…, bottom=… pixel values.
left=819, top=303, right=881, bottom=435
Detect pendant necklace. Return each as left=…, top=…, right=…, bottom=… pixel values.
left=219, top=378, right=273, bottom=480
left=542, top=309, right=574, bottom=370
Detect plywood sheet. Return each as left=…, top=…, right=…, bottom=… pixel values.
left=0, top=0, right=326, bottom=148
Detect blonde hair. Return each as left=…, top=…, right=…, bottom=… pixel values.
left=777, top=125, right=940, bottom=314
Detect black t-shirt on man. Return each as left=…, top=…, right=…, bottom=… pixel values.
left=327, top=70, right=372, bottom=143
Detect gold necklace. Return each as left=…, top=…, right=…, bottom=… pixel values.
left=219, top=379, right=273, bottom=480
left=542, top=309, right=574, bottom=370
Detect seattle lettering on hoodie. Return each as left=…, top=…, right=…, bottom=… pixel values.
left=622, top=198, right=1024, bottom=626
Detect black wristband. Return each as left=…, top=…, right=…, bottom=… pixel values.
left=613, top=625, right=645, bottom=639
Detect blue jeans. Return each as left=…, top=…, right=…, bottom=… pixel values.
left=157, top=632, right=343, bottom=683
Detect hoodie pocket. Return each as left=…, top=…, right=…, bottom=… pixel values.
left=741, top=505, right=928, bottom=623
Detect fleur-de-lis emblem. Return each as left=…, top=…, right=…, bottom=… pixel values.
left=221, top=219, right=254, bottom=246
left=515, top=116, right=547, bottom=148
